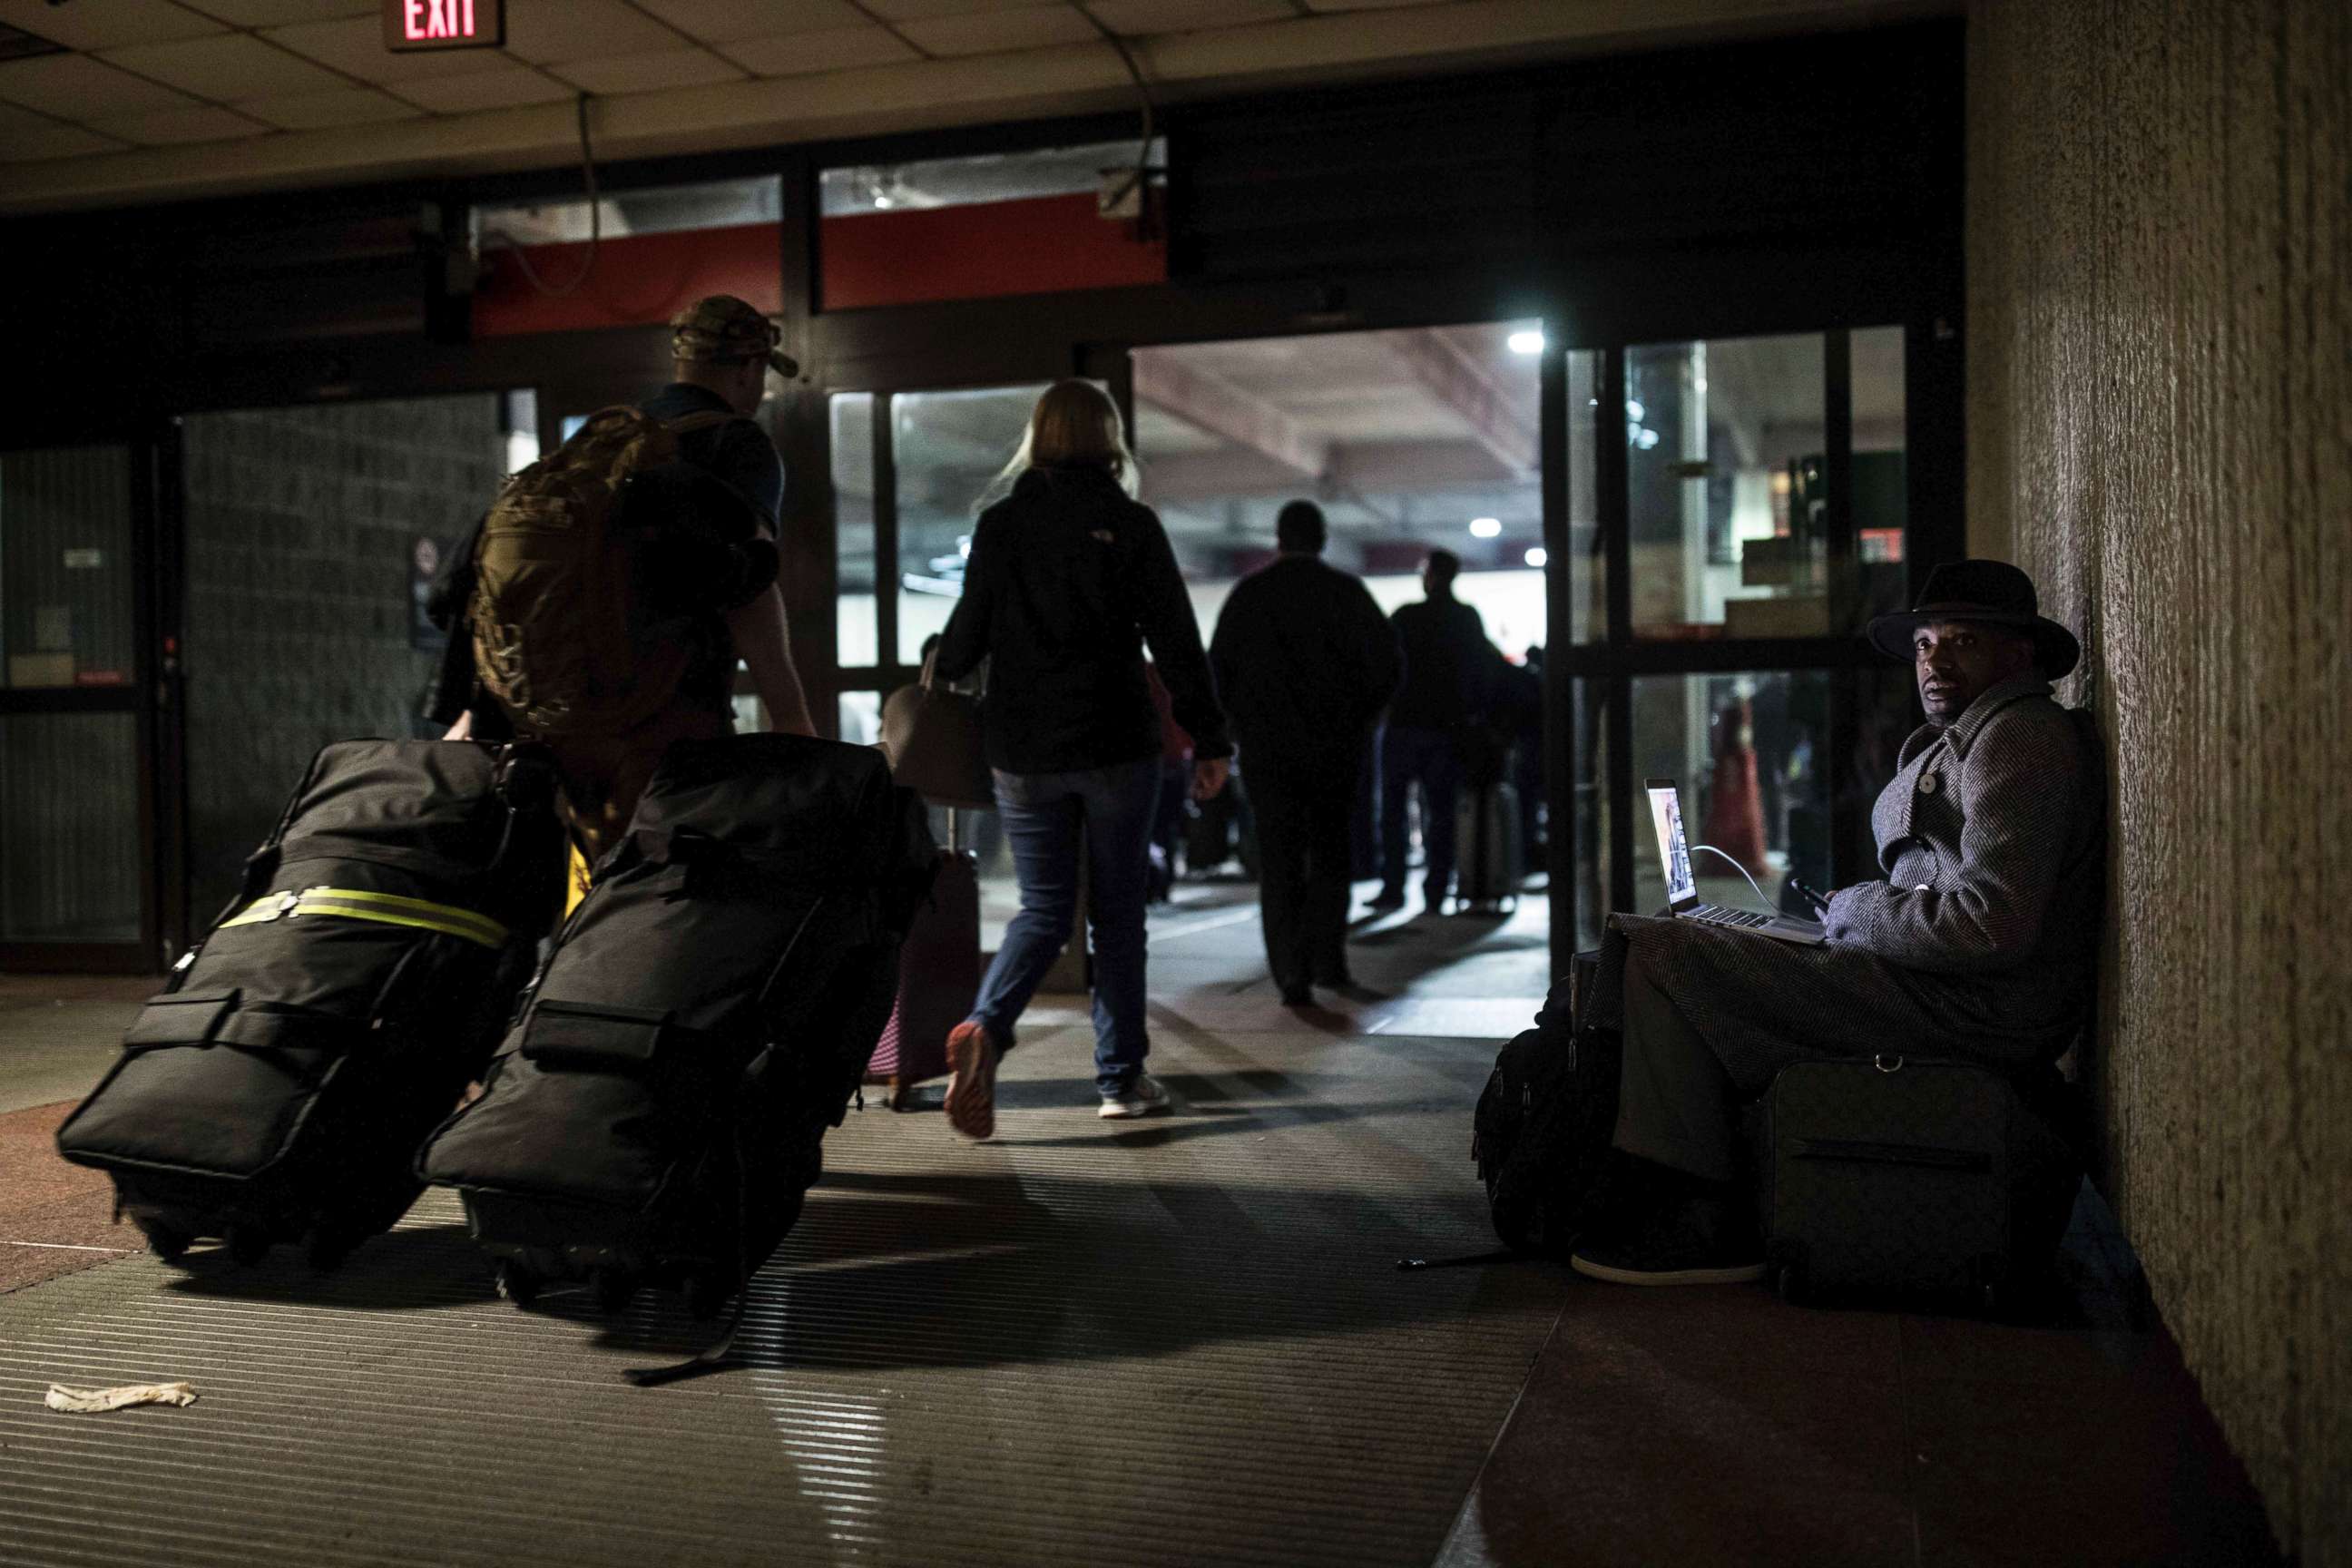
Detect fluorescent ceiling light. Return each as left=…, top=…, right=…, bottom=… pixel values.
left=1469, top=517, right=1503, bottom=538
left=1524, top=546, right=1548, bottom=568
left=1506, top=329, right=1545, bottom=356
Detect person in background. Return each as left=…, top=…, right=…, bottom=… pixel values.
left=931, top=381, right=1231, bottom=1135
left=1210, top=500, right=1401, bottom=1004
left=1374, top=548, right=1501, bottom=913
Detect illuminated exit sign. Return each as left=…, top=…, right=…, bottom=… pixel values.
left=383, top=0, right=504, bottom=52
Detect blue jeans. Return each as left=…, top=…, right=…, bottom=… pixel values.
left=968, top=756, right=1162, bottom=1096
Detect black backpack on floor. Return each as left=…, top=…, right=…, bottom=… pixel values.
left=1472, top=946, right=1622, bottom=1256
left=418, top=734, right=936, bottom=1338
left=56, top=740, right=565, bottom=1268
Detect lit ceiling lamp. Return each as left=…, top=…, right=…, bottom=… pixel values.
left=1469, top=517, right=1503, bottom=538
left=1506, top=329, right=1545, bottom=356
left=1524, top=546, right=1548, bottom=568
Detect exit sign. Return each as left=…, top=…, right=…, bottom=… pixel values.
left=383, top=0, right=503, bottom=52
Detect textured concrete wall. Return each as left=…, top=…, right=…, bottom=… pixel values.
left=1966, top=2, right=2349, bottom=1560
left=182, top=398, right=504, bottom=919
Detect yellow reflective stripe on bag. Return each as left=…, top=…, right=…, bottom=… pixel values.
left=219, top=887, right=509, bottom=950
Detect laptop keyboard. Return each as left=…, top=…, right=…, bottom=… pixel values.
left=1692, top=905, right=1775, bottom=928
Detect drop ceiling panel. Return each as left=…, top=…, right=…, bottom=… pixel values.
left=192, top=0, right=379, bottom=23
left=0, top=0, right=223, bottom=51
left=897, top=5, right=1101, bottom=57
left=547, top=47, right=744, bottom=93
left=103, top=34, right=352, bottom=100
left=503, top=0, right=687, bottom=64
left=0, top=54, right=208, bottom=118
left=90, top=104, right=271, bottom=145
left=860, top=0, right=1074, bottom=22
left=262, top=15, right=512, bottom=82
left=630, top=0, right=874, bottom=44
left=719, top=25, right=920, bottom=76
left=1088, top=0, right=1297, bottom=34
left=241, top=84, right=425, bottom=129
left=395, top=62, right=573, bottom=113
left=0, top=113, right=124, bottom=162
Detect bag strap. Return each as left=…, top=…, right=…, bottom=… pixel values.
left=659, top=410, right=747, bottom=438
left=220, top=887, right=510, bottom=950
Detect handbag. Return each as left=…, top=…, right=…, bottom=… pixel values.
left=878, top=651, right=994, bottom=809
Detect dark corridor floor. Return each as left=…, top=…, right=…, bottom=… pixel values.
left=0, top=883, right=2284, bottom=1567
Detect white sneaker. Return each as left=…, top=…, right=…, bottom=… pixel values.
left=1098, top=1073, right=1172, bottom=1120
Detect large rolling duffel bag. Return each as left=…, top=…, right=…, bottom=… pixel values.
left=418, top=734, right=935, bottom=1334
left=55, top=740, right=564, bottom=1269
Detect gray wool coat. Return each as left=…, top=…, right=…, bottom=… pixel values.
left=1613, top=679, right=2106, bottom=1092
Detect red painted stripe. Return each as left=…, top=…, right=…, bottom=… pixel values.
left=471, top=223, right=782, bottom=338
left=821, top=192, right=1167, bottom=311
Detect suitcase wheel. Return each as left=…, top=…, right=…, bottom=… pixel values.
left=138, top=1221, right=191, bottom=1264
left=683, top=1269, right=731, bottom=1322
left=1774, top=1262, right=1808, bottom=1306
left=227, top=1226, right=271, bottom=1268
left=591, top=1267, right=637, bottom=1316
left=494, top=1260, right=542, bottom=1309
left=303, top=1229, right=353, bottom=1274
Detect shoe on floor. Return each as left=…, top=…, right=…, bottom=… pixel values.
left=1098, top=1072, right=1172, bottom=1120
left=1279, top=984, right=1314, bottom=1007
left=943, top=1020, right=999, bottom=1141
left=1569, top=1190, right=1764, bottom=1287
left=1366, top=888, right=1406, bottom=911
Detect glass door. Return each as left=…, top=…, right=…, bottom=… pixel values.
left=0, top=437, right=165, bottom=971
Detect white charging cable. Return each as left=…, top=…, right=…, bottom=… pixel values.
left=1690, top=843, right=1776, bottom=914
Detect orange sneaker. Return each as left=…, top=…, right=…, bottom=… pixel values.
left=943, top=1020, right=999, bottom=1141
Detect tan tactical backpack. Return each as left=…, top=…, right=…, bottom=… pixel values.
left=470, top=406, right=736, bottom=738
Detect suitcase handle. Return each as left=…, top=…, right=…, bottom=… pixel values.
left=1787, top=1137, right=1993, bottom=1173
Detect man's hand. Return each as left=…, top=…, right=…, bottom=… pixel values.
left=442, top=710, right=475, bottom=741
left=1191, top=758, right=1230, bottom=801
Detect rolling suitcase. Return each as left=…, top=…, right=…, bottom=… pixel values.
left=418, top=734, right=936, bottom=1338
left=867, top=833, right=981, bottom=1110
left=1451, top=780, right=1523, bottom=914
left=1748, top=1054, right=2082, bottom=1312
left=55, top=740, right=564, bottom=1269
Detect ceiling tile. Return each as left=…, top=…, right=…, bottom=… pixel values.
left=720, top=24, right=919, bottom=76
left=194, top=0, right=378, bottom=23
left=103, top=34, right=351, bottom=101
left=0, top=0, right=224, bottom=51
left=860, top=0, right=1066, bottom=19
left=1087, top=0, right=1295, bottom=31
left=240, top=84, right=425, bottom=128
left=0, top=103, right=129, bottom=159
left=393, top=61, right=573, bottom=113
left=896, top=5, right=1099, bottom=56
left=88, top=104, right=272, bottom=144
left=263, top=15, right=517, bottom=82
left=502, top=0, right=682, bottom=64
left=630, top=0, right=870, bottom=44
left=546, top=47, right=744, bottom=94
left=0, top=54, right=207, bottom=118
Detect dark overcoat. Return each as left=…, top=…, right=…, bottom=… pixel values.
left=1613, top=678, right=2105, bottom=1092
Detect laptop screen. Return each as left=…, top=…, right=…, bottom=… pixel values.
left=1646, top=783, right=1698, bottom=907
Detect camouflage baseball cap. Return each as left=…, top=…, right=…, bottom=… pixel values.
left=669, top=294, right=799, bottom=378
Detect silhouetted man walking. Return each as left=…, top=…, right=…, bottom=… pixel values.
left=1211, top=502, right=1401, bottom=1004
left=1375, top=549, right=1497, bottom=912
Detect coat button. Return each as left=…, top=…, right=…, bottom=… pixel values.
left=1917, top=772, right=1940, bottom=796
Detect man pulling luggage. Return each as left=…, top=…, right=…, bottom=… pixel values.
left=432, top=293, right=816, bottom=866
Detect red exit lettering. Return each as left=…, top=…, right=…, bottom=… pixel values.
left=403, top=0, right=477, bottom=42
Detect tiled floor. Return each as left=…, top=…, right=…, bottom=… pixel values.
left=0, top=881, right=2287, bottom=1566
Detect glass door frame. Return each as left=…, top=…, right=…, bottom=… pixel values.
left=0, top=421, right=180, bottom=974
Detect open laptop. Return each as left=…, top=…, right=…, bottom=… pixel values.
left=1645, top=779, right=1826, bottom=946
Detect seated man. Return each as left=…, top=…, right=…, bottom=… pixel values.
left=1572, top=560, right=2106, bottom=1286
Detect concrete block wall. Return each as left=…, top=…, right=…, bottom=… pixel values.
left=1966, top=1, right=2348, bottom=1560
left=181, top=397, right=505, bottom=919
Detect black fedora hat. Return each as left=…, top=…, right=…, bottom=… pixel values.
left=1866, top=559, right=2080, bottom=678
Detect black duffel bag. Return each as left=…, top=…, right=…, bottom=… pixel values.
left=419, top=733, right=936, bottom=1342
left=56, top=740, right=565, bottom=1268
left=1472, top=946, right=1622, bottom=1256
